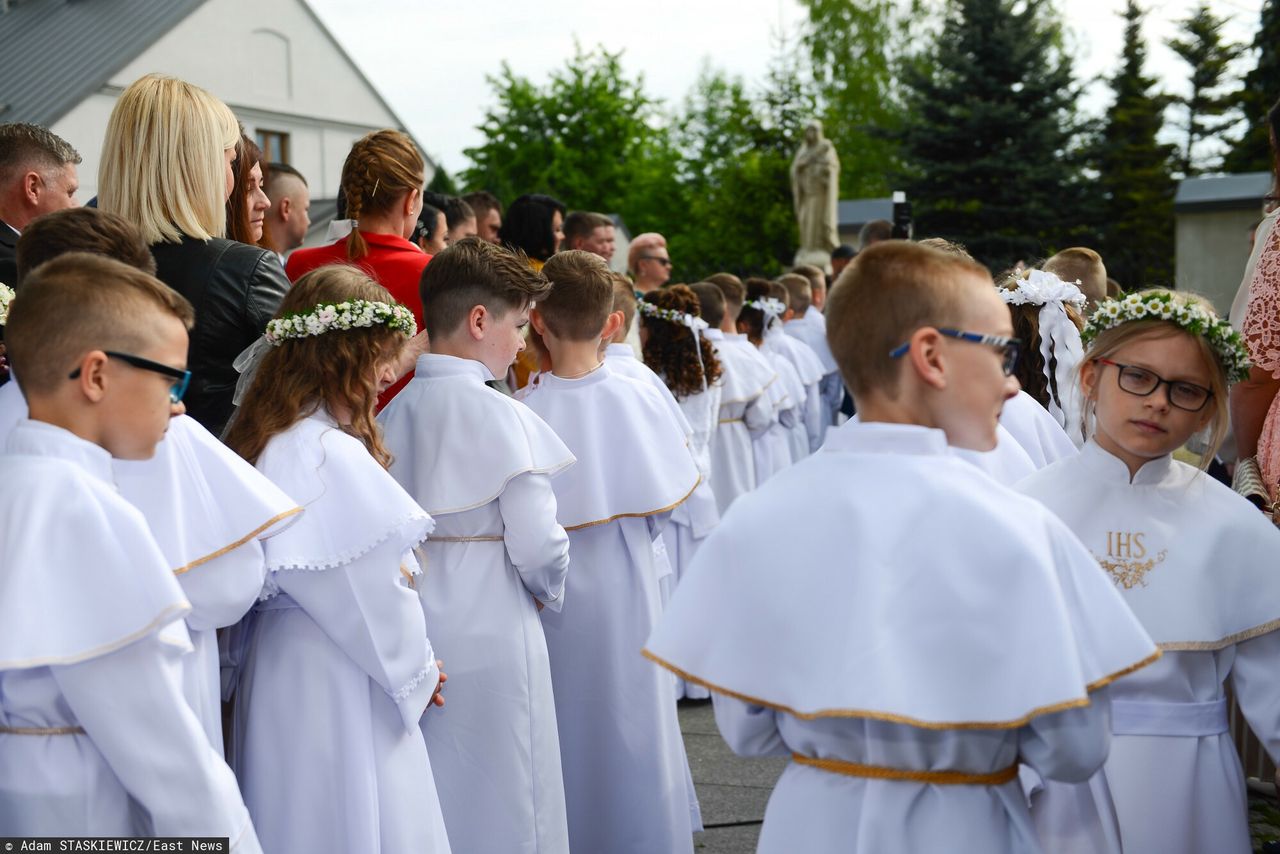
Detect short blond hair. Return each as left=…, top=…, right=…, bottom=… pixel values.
left=611, top=273, right=637, bottom=334
left=627, top=232, right=667, bottom=273
left=7, top=253, right=194, bottom=394
left=540, top=250, right=615, bottom=341
left=1044, top=248, right=1107, bottom=306
left=827, top=241, right=990, bottom=398
left=99, top=75, right=239, bottom=245
left=777, top=273, right=812, bottom=314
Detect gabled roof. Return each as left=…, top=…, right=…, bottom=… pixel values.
left=1175, top=172, right=1271, bottom=213
left=0, top=0, right=207, bottom=126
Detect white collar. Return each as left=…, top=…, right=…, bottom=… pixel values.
left=6, top=419, right=115, bottom=484
left=703, top=328, right=726, bottom=341
left=605, top=342, right=636, bottom=360
left=415, top=352, right=495, bottom=382
left=537, top=362, right=613, bottom=388
left=1077, top=439, right=1176, bottom=486
left=822, top=420, right=950, bottom=458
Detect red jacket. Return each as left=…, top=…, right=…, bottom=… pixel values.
left=286, top=231, right=431, bottom=407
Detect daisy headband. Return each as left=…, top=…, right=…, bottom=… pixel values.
left=1083, top=290, right=1251, bottom=384
left=0, top=283, right=13, bottom=326
left=265, top=299, right=417, bottom=345
left=637, top=300, right=709, bottom=332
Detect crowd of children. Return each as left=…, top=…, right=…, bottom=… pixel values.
left=4, top=115, right=1280, bottom=854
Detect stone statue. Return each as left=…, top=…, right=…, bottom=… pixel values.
left=791, top=119, right=840, bottom=270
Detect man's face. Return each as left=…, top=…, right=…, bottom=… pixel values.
left=477, top=208, right=502, bottom=244
left=32, top=163, right=79, bottom=218
left=578, top=225, right=616, bottom=262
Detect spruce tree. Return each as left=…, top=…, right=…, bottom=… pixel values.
left=1223, top=0, right=1280, bottom=173
left=1096, top=0, right=1176, bottom=289
left=896, top=0, right=1087, bottom=273
left=1166, top=2, right=1243, bottom=176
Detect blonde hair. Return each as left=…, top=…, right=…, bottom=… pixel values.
left=1044, top=248, right=1107, bottom=306
left=340, top=130, right=425, bottom=260
left=1080, top=299, right=1229, bottom=466
left=827, top=240, right=990, bottom=399
left=627, top=232, right=667, bottom=274
left=98, top=74, right=239, bottom=244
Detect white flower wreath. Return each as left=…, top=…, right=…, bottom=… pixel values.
left=743, top=297, right=787, bottom=320
left=1082, top=289, right=1251, bottom=384
left=637, top=299, right=709, bottom=331
left=264, top=299, right=417, bottom=345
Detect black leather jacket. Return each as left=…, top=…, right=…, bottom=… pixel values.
left=151, top=236, right=289, bottom=437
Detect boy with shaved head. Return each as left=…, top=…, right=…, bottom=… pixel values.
left=0, top=254, right=262, bottom=849
left=647, top=241, right=1157, bottom=854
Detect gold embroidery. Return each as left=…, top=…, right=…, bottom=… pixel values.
left=171, top=507, right=304, bottom=576
left=640, top=647, right=1161, bottom=730
left=564, top=477, right=701, bottom=532
left=1095, top=549, right=1167, bottom=589
left=429, top=535, right=504, bottom=542
left=0, top=724, right=86, bottom=736
left=718, top=417, right=745, bottom=424
left=791, top=753, right=1018, bottom=786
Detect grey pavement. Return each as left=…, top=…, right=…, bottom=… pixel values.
left=680, top=700, right=787, bottom=853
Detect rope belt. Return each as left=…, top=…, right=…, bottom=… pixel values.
left=0, top=724, right=86, bottom=736
left=718, top=417, right=744, bottom=424
left=792, top=753, right=1019, bottom=786
left=429, top=535, right=504, bottom=543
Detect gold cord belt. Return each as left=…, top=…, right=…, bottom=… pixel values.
left=0, top=724, right=86, bottom=736
left=792, top=753, right=1018, bottom=786
left=429, top=535, right=504, bottom=543
left=718, top=417, right=745, bottom=424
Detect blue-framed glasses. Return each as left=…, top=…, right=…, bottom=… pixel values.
left=889, top=328, right=1021, bottom=376
left=69, top=351, right=192, bottom=404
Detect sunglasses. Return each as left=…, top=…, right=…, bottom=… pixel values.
left=69, top=351, right=192, bottom=404
left=889, top=328, right=1022, bottom=376
left=640, top=256, right=673, bottom=268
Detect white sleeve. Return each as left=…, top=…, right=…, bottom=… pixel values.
left=1018, top=689, right=1112, bottom=783
left=1230, top=629, right=1280, bottom=762
left=712, top=694, right=788, bottom=757
left=803, top=382, right=824, bottom=451
left=743, top=391, right=775, bottom=436
left=52, top=625, right=261, bottom=852
left=499, top=471, right=570, bottom=613
left=276, top=538, right=438, bottom=733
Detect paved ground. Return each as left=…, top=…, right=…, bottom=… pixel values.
left=680, top=700, right=786, bottom=853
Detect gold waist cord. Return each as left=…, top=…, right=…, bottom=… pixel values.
left=792, top=753, right=1018, bottom=786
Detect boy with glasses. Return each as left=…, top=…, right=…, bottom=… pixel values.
left=645, top=240, right=1158, bottom=854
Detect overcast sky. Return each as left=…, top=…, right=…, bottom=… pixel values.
left=307, top=0, right=1265, bottom=176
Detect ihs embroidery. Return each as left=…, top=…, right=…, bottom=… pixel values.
left=1093, top=531, right=1167, bottom=590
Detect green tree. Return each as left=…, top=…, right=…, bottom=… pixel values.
left=1096, top=0, right=1176, bottom=288
left=896, top=0, right=1088, bottom=272
left=1223, top=0, right=1280, bottom=173
left=798, top=0, right=902, bottom=197
left=1166, top=2, right=1243, bottom=176
left=426, top=164, right=459, bottom=195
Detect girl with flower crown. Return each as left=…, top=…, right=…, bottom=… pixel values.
left=1017, top=288, right=1280, bottom=854
left=223, top=266, right=451, bottom=854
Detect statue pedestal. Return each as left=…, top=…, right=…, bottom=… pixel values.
left=793, top=247, right=833, bottom=275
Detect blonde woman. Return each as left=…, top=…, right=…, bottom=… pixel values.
left=98, top=73, right=290, bottom=438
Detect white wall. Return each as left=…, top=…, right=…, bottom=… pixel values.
left=53, top=0, right=426, bottom=202
left=1175, top=207, right=1263, bottom=316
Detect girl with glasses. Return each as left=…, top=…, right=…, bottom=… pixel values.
left=1018, top=289, right=1280, bottom=854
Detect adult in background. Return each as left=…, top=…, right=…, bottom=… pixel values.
left=261, top=162, right=310, bottom=262
left=500, top=193, right=565, bottom=271
left=98, top=74, right=289, bottom=438
left=286, top=129, right=430, bottom=407
left=859, top=218, right=892, bottom=250
left=463, top=191, right=503, bottom=244
left=425, top=192, right=476, bottom=246
left=628, top=232, right=670, bottom=295
left=225, top=133, right=270, bottom=246
left=828, top=243, right=856, bottom=288
left=414, top=202, right=448, bottom=256
left=564, top=211, right=616, bottom=263
left=0, top=123, right=81, bottom=285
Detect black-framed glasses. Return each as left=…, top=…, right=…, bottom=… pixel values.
left=640, top=256, right=672, bottom=268
left=1094, top=358, right=1213, bottom=412
left=69, top=351, right=191, bottom=404
left=889, top=328, right=1021, bottom=376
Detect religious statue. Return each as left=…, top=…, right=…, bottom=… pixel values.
left=790, top=119, right=840, bottom=270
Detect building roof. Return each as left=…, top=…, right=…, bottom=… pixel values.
left=1175, top=172, right=1272, bottom=213
left=0, top=0, right=206, bottom=127
left=838, top=198, right=893, bottom=229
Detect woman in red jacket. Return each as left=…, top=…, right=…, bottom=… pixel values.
left=287, top=129, right=429, bottom=406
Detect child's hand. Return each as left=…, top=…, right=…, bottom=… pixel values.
left=533, top=595, right=545, bottom=613
left=425, top=659, right=447, bottom=712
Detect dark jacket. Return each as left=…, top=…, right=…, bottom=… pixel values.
left=151, top=236, right=289, bottom=437
left=0, top=219, right=17, bottom=287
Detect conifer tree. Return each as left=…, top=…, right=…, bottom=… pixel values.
left=1166, top=2, right=1242, bottom=176
left=1096, top=0, right=1176, bottom=288
left=1223, top=0, right=1280, bottom=173
left=896, top=0, right=1087, bottom=273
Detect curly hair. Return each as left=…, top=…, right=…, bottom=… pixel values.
left=224, top=265, right=408, bottom=468
left=340, top=130, right=425, bottom=261
left=641, top=285, right=722, bottom=399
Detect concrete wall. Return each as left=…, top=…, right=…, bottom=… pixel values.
left=1175, top=207, right=1265, bottom=316
left=53, top=0, right=424, bottom=201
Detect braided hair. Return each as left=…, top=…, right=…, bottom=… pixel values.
left=339, top=130, right=425, bottom=260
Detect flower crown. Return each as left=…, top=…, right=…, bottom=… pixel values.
left=743, top=297, right=787, bottom=320
left=637, top=299, right=709, bottom=332
left=265, top=299, right=417, bottom=345
left=1083, top=290, right=1251, bottom=384
left=0, top=282, right=13, bottom=326
left=999, top=269, right=1086, bottom=309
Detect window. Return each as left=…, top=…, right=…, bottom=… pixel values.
left=256, top=130, right=290, bottom=164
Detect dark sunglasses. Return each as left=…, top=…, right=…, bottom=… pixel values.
left=69, top=350, right=191, bottom=404
left=640, top=256, right=673, bottom=268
